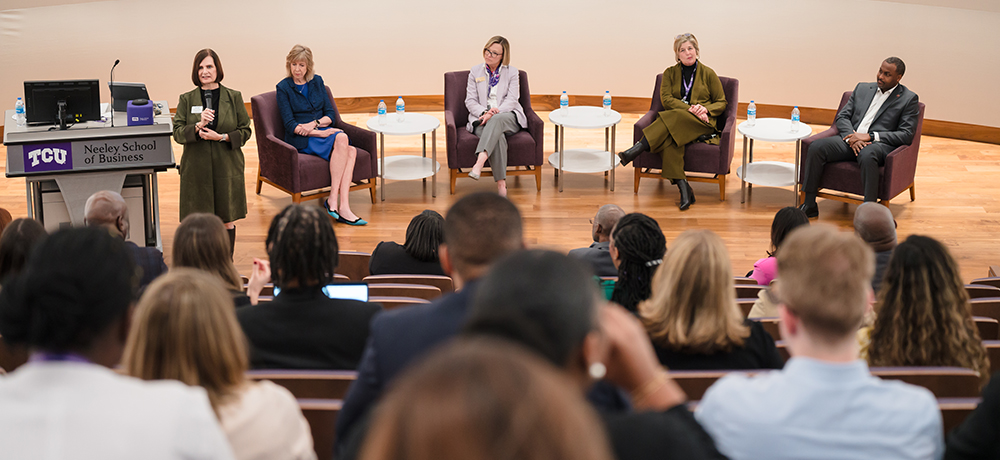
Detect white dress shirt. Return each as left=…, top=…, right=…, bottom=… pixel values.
left=695, top=357, right=943, bottom=460
left=0, top=361, right=235, bottom=460
left=857, top=84, right=897, bottom=142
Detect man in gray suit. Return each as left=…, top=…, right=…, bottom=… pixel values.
left=568, top=204, right=625, bottom=277
left=799, top=57, right=920, bottom=218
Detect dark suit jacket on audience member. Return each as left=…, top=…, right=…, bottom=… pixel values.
left=872, top=249, right=893, bottom=294
left=653, top=320, right=784, bottom=370
left=236, top=286, right=381, bottom=370
left=125, top=241, right=167, bottom=291
left=568, top=241, right=618, bottom=277
left=368, top=241, right=446, bottom=276
left=945, top=371, right=1000, bottom=459
left=603, top=405, right=728, bottom=460
left=335, top=280, right=481, bottom=453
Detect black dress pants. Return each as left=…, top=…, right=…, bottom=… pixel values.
left=802, top=136, right=893, bottom=202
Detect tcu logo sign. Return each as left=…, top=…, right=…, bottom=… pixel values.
left=23, top=142, right=73, bottom=173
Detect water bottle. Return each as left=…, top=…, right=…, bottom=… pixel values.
left=559, top=91, right=569, bottom=115
left=378, top=99, right=387, bottom=126
left=603, top=91, right=612, bottom=116
left=395, top=97, right=405, bottom=122
left=14, top=97, right=25, bottom=127
left=746, top=100, right=756, bottom=127
left=791, top=106, right=801, bottom=131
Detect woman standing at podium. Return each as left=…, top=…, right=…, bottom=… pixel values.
left=173, top=48, right=251, bottom=255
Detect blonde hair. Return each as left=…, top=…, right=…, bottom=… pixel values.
left=776, top=225, right=873, bottom=344
left=285, top=44, right=315, bottom=81
left=172, top=213, right=243, bottom=292
left=639, top=230, right=749, bottom=353
left=672, top=33, right=700, bottom=62
left=122, top=269, right=249, bottom=415
left=483, top=36, right=511, bottom=66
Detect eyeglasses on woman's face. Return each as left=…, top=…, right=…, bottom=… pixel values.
left=484, top=49, right=503, bottom=58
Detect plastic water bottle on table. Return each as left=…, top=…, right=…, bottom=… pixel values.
left=747, top=100, right=756, bottom=127
left=378, top=99, right=387, bottom=126
left=396, top=97, right=405, bottom=122
left=603, top=91, right=612, bottom=116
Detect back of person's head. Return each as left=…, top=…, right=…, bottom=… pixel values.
left=777, top=225, right=873, bottom=344
left=464, top=250, right=598, bottom=369
left=868, top=235, right=987, bottom=376
left=610, top=213, right=666, bottom=312
left=83, top=190, right=129, bottom=238
left=0, top=218, right=47, bottom=281
left=443, top=193, right=522, bottom=279
left=768, top=206, right=809, bottom=256
left=266, top=204, right=339, bottom=288
left=403, top=210, right=444, bottom=262
left=593, top=204, right=625, bottom=240
left=854, top=202, right=897, bottom=252
left=173, top=213, right=243, bottom=292
left=0, top=227, right=135, bottom=354
left=359, top=338, right=613, bottom=460
left=123, top=268, right=248, bottom=414
left=640, top=230, right=749, bottom=353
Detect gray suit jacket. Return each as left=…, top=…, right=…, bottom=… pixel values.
left=568, top=241, right=618, bottom=277
left=835, top=82, right=920, bottom=147
left=465, top=63, right=527, bottom=132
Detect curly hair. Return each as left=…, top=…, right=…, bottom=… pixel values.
left=265, top=204, right=339, bottom=289
left=868, top=235, right=989, bottom=385
left=610, top=213, right=666, bottom=312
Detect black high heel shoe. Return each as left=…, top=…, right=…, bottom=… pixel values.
left=677, top=179, right=695, bottom=211
left=617, top=138, right=650, bottom=166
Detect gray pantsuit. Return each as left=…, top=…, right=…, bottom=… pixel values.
left=473, top=112, right=521, bottom=181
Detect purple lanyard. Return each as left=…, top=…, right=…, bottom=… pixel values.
left=29, top=352, right=90, bottom=364
left=486, top=65, right=501, bottom=89
left=681, top=63, right=697, bottom=102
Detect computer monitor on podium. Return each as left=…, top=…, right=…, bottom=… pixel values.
left=24, top=80, right=101, bottom=130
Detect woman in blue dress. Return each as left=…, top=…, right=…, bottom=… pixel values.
left=275, top=44, right=366, bottom=225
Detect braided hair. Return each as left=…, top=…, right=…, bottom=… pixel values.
left=265, top=204, right=339, bottom=289
left=610, top=213, right=666, bottom=313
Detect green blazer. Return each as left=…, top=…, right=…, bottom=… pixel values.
left=172, top=85, right=251, bottom=222
left=660, top=61, right=727, bottom=131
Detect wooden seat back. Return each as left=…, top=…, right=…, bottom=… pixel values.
left=367, top=283, right=442, bottom=301
left=369, top=295, right=431, bottom=310
left=298, top=398, right=341, bottom=460
left=338, top=251, right=372, bottom=281
left=966, top=284, right=1000, bottom=299
left=364, top=275, right=454, bottom=294
left=247, top=369, right=358, bottom=400
left=870, top=367, right=982, bottom=398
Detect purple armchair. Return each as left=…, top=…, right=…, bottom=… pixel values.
left=444, top=70, right=545, bottom=194
left=251, top=88, right=377, bottom=204
left=798, top=92, right=925, bottom=205
left=632, top=75, right=739, bottom=200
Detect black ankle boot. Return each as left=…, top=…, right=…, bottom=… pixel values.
left=227, top=226, right=236, bottom=258
left=618, top=138, right=649, bottom=166
left=677, top=179, right=695, bottom=211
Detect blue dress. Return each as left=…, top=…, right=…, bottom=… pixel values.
left=297, top=83, right=339, bottom=161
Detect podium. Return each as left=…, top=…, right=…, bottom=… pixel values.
left=4, top=108, right=175, bottom=249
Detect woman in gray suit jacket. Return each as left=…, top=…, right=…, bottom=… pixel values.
left=465, top=36, right=527, bottom=197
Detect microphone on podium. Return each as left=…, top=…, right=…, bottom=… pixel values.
left=110, top=59, right=120, bottom=127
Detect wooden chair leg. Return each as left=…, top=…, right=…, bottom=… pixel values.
left=292, top=192, right=302, bottom=204
left=718, top=174, right=726, bottom=201
left=909, top=184, right=916, bottom=201
left=255, top=170, right=263, bottom=194
left=534, top=166, right=542, bottom=191
left=633, top=167, right=641, bottom=194
left=369, top=181, right=377, bottom=204
left=450, top=169, right=457, bottom=195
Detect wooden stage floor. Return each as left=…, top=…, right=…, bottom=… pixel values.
left=2, top=111, right=998, bottom=282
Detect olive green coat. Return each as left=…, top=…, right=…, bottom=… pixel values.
left=173, top=85, right=251, bottom=223
left=642, top=62, right=727, bottom=179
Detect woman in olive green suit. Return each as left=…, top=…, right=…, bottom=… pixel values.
left=618, top=33, right=727, bottom=211
left=172, top=48, right=251, bottom=254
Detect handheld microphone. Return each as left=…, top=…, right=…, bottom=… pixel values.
left=204, top=90, right=213, bottom=112
left=110, top=59, right=120, bottom=127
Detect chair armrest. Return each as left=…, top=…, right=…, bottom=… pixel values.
left=526, top=108, right=545, bottom=164
left=716, top=114, right=737, bottom=174
left=802, top=126, right=839, bottom=149
left=337, top=121, right=376, bottom=158
left=258, top=133, right=301, bottom=188
left=882, top=143, right=918, bottom=196
left=633, top=110, right=657, bottom=143
left=445, top=109, right=459, bottom=167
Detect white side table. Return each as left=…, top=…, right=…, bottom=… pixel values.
left=548, top=106, right=622, bottom=192
left=737, top=118, right=813, bottom=205
left=366, top=113, right=441, bottom=201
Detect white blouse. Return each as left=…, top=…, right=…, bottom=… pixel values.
left=218, top=380, right=317, bottom=460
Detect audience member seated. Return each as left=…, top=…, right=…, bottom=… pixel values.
left=0, top=218, right=46, bottom=283
left=237, top=204, right=381, bottom=370
left=461, top=250, right=726, bottom=460
left=865, top=235, right=988, bottom=386
left=640, top=230, right=784, bottom=370
left=854, top=202, right=898, bottom=293
left=695, top=225, right=943, bottom=460
left=747, top=206, right=809, bottom=286
left=359, top=338, right=615, bottom=460
left=569, top=204, right=625, bottom=277
left=124, top=269, right=316, bottom=460
left=335, top=192, right=525, bottom=454
left=0, top=228, right=234, bottom=459
left=368, top=210, right=446, bottom=276
left=945, top=371, right=1000, bottom=459
left=84, top=190, right=167, bottom=291
left=0, top=207, right=11, bottom=234
left=609, top=213, right=666, bottom=313
left=174, top=213, right=254, bottom=307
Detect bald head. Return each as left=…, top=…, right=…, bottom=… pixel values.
left=593, top=204, right=625, bottom=242
left=84, top=190, right=129, bottom=239
left=853, top=203, right=896, bottom=253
